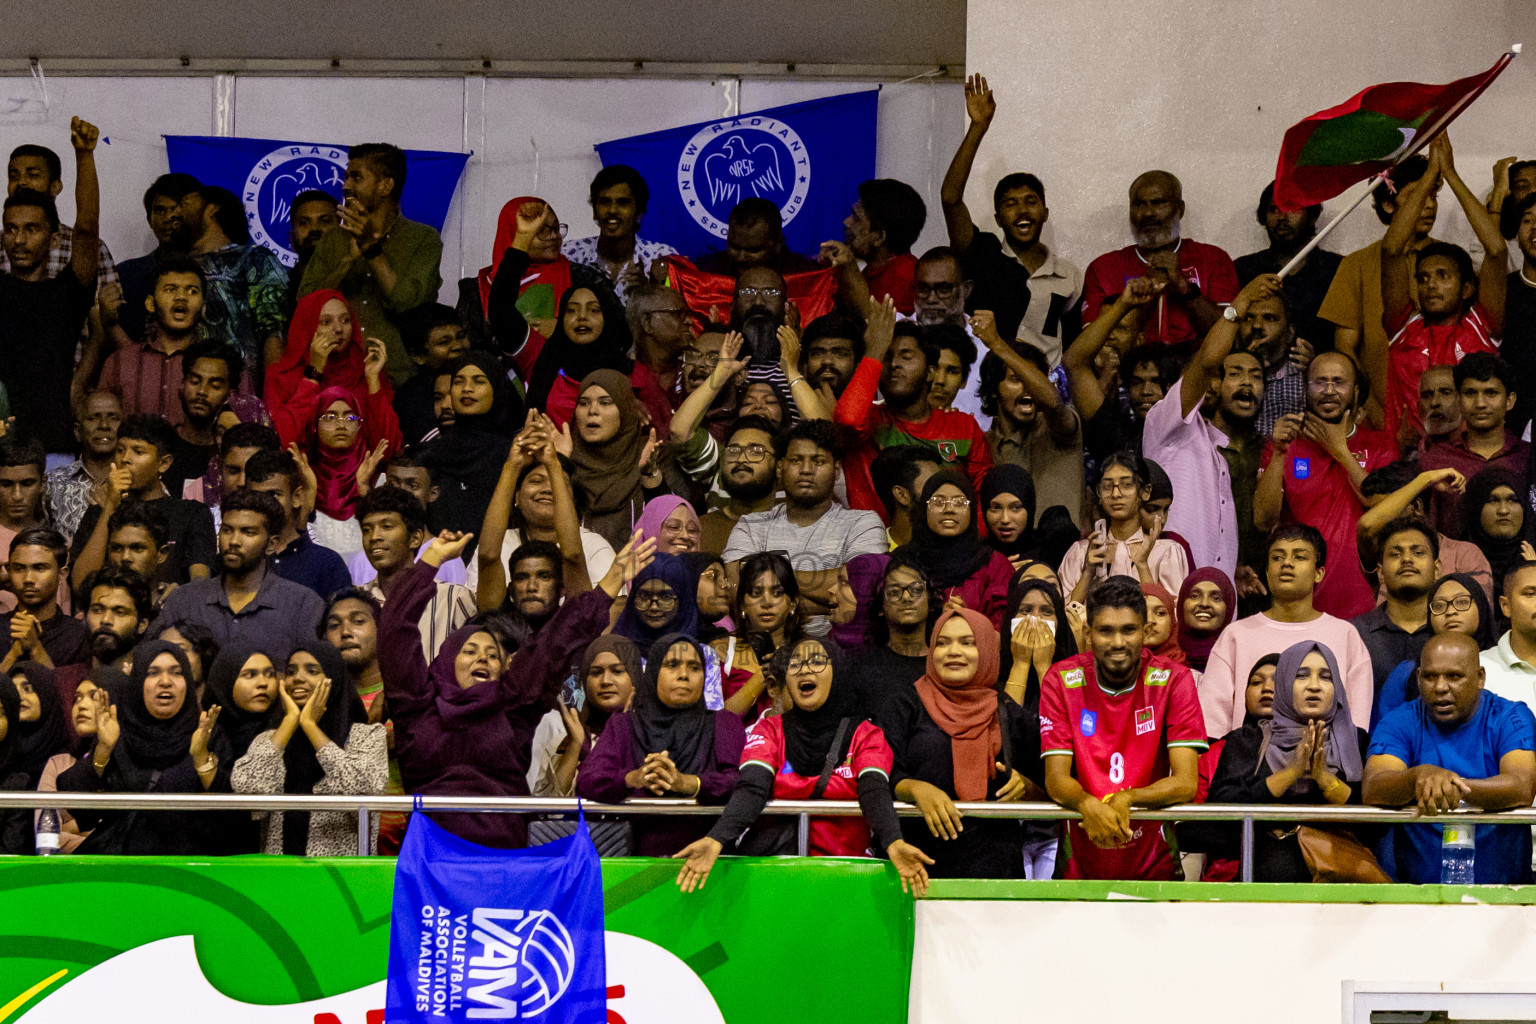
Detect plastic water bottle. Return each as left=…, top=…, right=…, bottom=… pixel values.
left=1440, top=811, right=1476, bottom=885
left=35, top=808, right=60, bottom=857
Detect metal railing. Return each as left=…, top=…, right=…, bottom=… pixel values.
left=6, top=791, right=1536, bottom=882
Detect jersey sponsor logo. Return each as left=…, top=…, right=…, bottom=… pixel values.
left=1135, top=706, right=1156, bottom=736
left=1145, top=668, right=1170, bottom=687
left=780, top=762, right=795, bottom=775
left=1062, top=668, right=1085, bottom=689
left=1039, top=713, right=1055, bottom=731
left=1079, top=710, right=1097, bottom=737
left=936, top=440, right=959, bottom=461
left=1293, top=457, right=1310, bottom=480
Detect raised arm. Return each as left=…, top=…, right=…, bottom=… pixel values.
left=476, top=421, right=534, bottom=613
left=971, top=310, right=1075, bottom=438
left=1062, top=279, right=1157, bottom=420
left=379, top=532, right=474, bottom=711
left=532, top=414, right=592, bottom=593
left=1180, top=275, right=1279, bottom=416
left=778, top=325, right=829, bottom=421
left=670, top=332, right=748, bottom=447
left=1356, top=467, right=1464, bottom=569
left=939, top=74, right=995, bottom=253
left=67, top=117, right=101, bottom=287
left=1381, top=147, right=1441, bottom=322
left=1436, top=133, right=1508, bottom=332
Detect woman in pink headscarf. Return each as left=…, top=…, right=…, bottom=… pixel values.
left=634, top=495, right=701, bottom=555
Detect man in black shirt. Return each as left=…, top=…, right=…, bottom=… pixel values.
left=1, top=527, right=88, bottom=671
left=70, top=413, right=216, bottom=594
left=165, top=340, right=242, bottom=497
left=116, top=172, right=199, bottom=339
left=1233, top=181, right=1343, bottom=350
left=1501, top=193, right=1536, bottom=437
left=0, top=117, right=101, bottom=454
left=244, top=448, right=350, bottom=601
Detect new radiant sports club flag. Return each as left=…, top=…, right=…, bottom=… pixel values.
left=595, top=90, right=879, bottom=259
left=165, top=135, right=470, bottom=267
left=1272, top=49, right=1518, bottom=210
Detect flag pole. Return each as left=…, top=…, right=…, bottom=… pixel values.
left=1276, top=44, right=1520, bottom=281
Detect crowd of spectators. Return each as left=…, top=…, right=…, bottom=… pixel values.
left=2, top=73, right=1536, bottom=892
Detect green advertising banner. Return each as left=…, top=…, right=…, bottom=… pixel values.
left=0, top=856, right=914, bottom=1023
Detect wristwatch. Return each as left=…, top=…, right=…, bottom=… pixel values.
left=1222, top=305, right=1240, bottom=322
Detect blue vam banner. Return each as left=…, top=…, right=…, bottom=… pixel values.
left=165, top=136, right=470, bottom=267
left=595, top=90, right=878, bottom=260
left=386, top=809, right=608, bottom=1023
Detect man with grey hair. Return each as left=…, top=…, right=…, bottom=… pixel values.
left=625, top=281, right=692, bottom=401
left=1079, top=169, right=1238, bottom=349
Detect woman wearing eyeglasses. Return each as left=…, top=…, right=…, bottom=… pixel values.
left=896, top=470, right=1014, bottom=631
left=1373, top=572, right=1497, bottom=728
left=266, top=290, right=399, bottom=447
left=673, top=637, right=934, bottom=896
left=851, top=552, right=941, bottom=712
left=1058, top=449, right=1190, bottom=605
left=613, top=554, right=728, bottom=711
left=300, top=384, right=405, bottom=558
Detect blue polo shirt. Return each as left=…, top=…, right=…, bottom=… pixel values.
left=268, top=533, right=352, bottom=602
left=1369, top=692, right=1536, bottom=884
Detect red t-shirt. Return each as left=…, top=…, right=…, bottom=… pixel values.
left=740, top=716, right=894, bottom=857
left=834, top=357, right=993, bottom=519
left=1080, top=240, right=1239, bottom=347
left=1383, top=302, right=1499, bottom=442
left=863, top=253, right=918, bottom=314
left=1194, top=737, right=1239, bottom=882
left=1261, top=426, right=1397, bottom=619
left=1039, top=651, right=1208, bottom=881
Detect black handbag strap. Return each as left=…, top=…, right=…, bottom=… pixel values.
left=810, top=718, right=853, bottom=800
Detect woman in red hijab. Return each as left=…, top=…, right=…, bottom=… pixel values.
left=876, top=607, right=1044, bottom=878
left=266, top=290, right=395, bottom=448
left=481, top=197, right=606, bottom=381
left=300, top=385, right=403, bottom=557
left=1139, top=583, right=1186, bottom=665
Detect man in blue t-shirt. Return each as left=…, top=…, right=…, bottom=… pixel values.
left=1364, top=633, right=1536, bottom=884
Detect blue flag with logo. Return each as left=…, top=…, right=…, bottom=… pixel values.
left=386, top=806, right=607, bottom=1023
left=595, top=90, right=878, bottom=260
left=164, top=135, right=469, bottom=267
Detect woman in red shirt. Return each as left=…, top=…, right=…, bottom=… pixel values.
left=673, top=636, right=933, bottom=896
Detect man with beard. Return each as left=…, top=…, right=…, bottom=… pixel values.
left=1417, top=365, right=1463, bottom=450
left=150, top=488, right=324, bottom=650
left=819, top=177, right=926, bottom=315
left=0, top=527, right=87, bottom=672
left=1255, top=352, right=1396, bottom=620
left=354, top=485, right=473, bottom=659
left=1041, top=575, right=1205, bottom=880
left=1357, top=463, right=1491, bottom=603
left=505, top=542, right=563, bottom=629
left=117, top=173, right=199, bottom=340
left=1081, top=170, right=1238, bottom=349
left=285, top=189, right=338, bottom=315
left=300, top=143, right=444, bottom=385
left=799, top=313, right=865, bottom=400
left=908, top=248, right=992, bottom=422
left=103, top=499, right=175, bottom=611
left=177, top=184, right=287, bottom=376
left=834, top=318, right=991, bottom=518
left=1143, top=275, right=1277, bottom=580
left=1236, top=284, right=1312, bottom=438
left=940, top=75, right=1081, bottom=364
left=564, top=165, right=677, bottom=300
left=870, top=446, right=941, bottom=548
left=164, top=341, right=246, bottom=497
left=46, top=391, right=120, bottom=541
left=245, top=449, right=351, bottom=600
left=694, top=198, right=818, bottom=278
left=974, top=312, right=1084, bottom=527
left=1352, top=517, right=1436, bottom=702
left=324, top=588, right=386, bottom=717
left=1419, top=354, right=1529, bottom=538
left=78, top=565, right=150, bottom=678
left=625, top=282, right=692, bottom=402
left=1234, top=181, right=1343, bottom=348
left=699, top=416, right=780, bottom=556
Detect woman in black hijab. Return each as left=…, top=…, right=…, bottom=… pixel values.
left=420, top=350, right=525, bottom=536
left=525, top=283, right=634, bottom=415
left=203, top=641, right=282, bottom=854
left=897, top=469, right=1013, bottom=630
left=0, top=674, right=35, bottom=853
left=232, top=639, right=385, bottom=855
left=979, top=464, right=1037, bottom=566
left=10, top=661, right=70, bottom=787
left=1463, top=466, right=1531, bottom=617
left=673, top=637, right=934, bottom=895
left=57, top=640, right=232, bottom=855
left=577, top=633, right=743, bottom=855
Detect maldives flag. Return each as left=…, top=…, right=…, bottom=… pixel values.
left=1272, top=50, right=1518, bottom=211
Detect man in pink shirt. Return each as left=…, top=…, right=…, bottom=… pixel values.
left=1198, top=524, right=1374, bottom=738
left=1080, top=170, right=1238, bottom=348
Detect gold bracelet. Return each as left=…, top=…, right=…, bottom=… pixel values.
left=196, top=757, right=217, bottom=774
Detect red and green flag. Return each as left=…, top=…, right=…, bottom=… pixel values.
left=1272, top=50, right=1518, bottom=211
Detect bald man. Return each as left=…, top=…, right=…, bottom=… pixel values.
left=1365, top=632, right=1536, bottom=884
left=1079, top=170, right=1239, bottom=348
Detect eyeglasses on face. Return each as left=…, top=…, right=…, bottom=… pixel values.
left=1097, top=478, right=1137, bottom=495
left=682, top=350, right=722, bottom=367
left=723, top=443, right=770, bottom=463
left=787, top=652, right=831, bottom=673
left=319, top=412, right=362, bottom=425
left=928, top=496, right=971, bottom=512
left=736, top=287, right=783, bottom=300
left=1429, top=595, right=1474, bottom=615
left=536, top=222, right=569, bottom=240
left=884, top=581, right=928, bottom=601
left=632, top=589, right=678, bottom=609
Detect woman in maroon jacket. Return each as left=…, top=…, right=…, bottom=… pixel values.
left=896, top=470, right=1013, bottom=630
left=577, top=633, right=744, bottom=855
left=378, top=528, right=653, bottom=848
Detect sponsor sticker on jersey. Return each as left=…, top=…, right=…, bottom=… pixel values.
left=1063, top=668, right=1086, bottom=689
left=1135, top=706, right=1156, bottom=736
left=1146, top=668, right=1171, bottom=687
left=1293, top=457, right=1310, bottom=480
left=1079, top=710, right=1097, bottom=737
